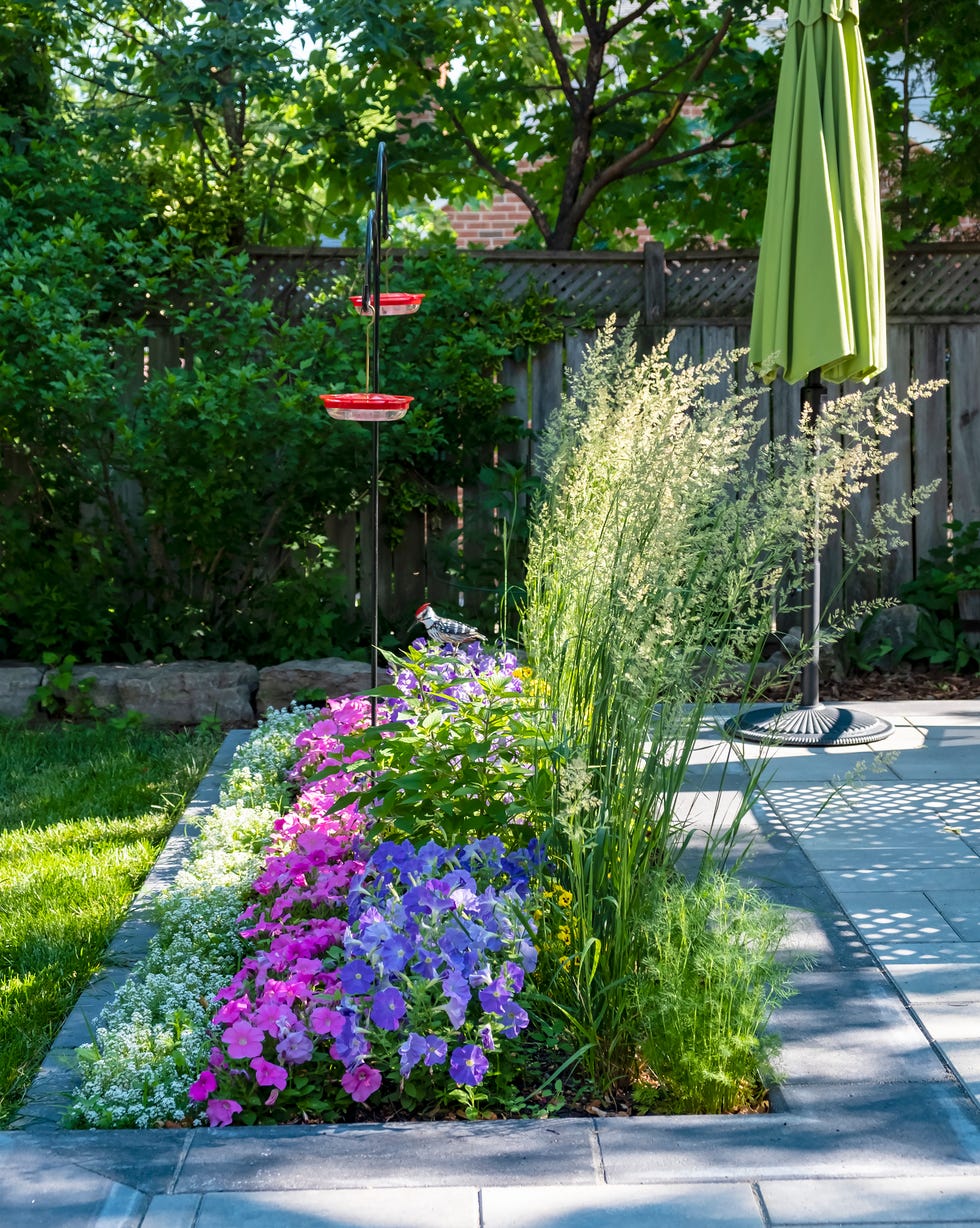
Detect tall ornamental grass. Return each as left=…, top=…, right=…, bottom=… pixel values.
left=523, top=322, right=935, bottom=1092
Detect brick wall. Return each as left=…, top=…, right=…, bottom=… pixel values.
left=444, top=192, right=654, bottom=249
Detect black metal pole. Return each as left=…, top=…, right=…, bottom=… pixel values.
left=365, top=142, right=388, bottom=725
left=801, top=368, right=824, bottom=707
left=724, top=367, right=893, bottom=746
left=366, top=207, right=381, bottom=723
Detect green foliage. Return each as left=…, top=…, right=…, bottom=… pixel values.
left=332, top=645, right=553, bottom=848
left=50, top=0, right=357, bottom=248
left=438, top=460, right=542, bottom=646
left=901, top=520, right=980, bottom=613
left=898, top=612, right=980, bottom=672
left=897, top=520, right=980, bottom=671
left=864, top=0, right=980, bottom=244
left=631, top=870, right=797, bottom=1115
left=0, top=202, right=551, bottom=661
left=29, top=654, right=98, bottom=721
left=315, top=0, right=779, bottom=249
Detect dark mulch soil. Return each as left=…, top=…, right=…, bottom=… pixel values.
left=761, top=666, right=980, bottom=705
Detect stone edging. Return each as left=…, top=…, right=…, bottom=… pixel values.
left=0, top=658, right=373, bottom=728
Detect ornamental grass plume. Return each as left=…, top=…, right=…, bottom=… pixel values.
left=522, top=321, right=937, bottom=1097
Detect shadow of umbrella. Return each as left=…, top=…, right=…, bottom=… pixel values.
left=728, top=0, right=893, bottom=747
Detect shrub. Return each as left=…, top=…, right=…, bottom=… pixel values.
left=0, top=226, right=557, bottom=663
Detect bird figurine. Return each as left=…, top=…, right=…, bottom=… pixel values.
left=414, top=602, right=486, bottom=646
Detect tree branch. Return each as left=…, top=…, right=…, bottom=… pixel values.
left=441, top=107, right=553, bottom=243
left=580, top=9, right=734, bottom=200
left=607, top=0, right=662, bottom=42
left=531, top=0, right=580, bottom=107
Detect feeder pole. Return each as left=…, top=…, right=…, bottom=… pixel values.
left=366, top=144, right=388, bottom=722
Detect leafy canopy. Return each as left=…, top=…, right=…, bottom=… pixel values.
left=314, top=0, right=780, bottom=250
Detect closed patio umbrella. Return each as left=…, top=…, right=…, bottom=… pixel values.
left=730, top=0, right=893, bottom=745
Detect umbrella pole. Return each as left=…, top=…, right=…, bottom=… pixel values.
left=725, top=368, right=893, bottom=747
left=800, top=368, right=823, bottom=708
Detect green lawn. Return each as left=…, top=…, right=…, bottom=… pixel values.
left=0, top=719, right=221, bottom=1126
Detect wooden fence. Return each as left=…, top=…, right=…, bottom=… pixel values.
left=247, top=243, right=980, bottom=627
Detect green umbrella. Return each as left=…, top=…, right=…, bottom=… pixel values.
left=749, top=0, right=886, bottom=386
left=732, top=0, right=893, bottom=746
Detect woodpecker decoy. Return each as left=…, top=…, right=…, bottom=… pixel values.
left=413, top=602, right=486, bottom=646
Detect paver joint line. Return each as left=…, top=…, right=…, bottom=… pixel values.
left=167, top=1132, right=196, bottom=1197
left=751, top=1180, right=774, bottom=1228
left=589, top=1118, right=606, bottom=1184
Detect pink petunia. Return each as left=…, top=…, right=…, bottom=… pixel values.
left=309, top=1005, right=345, bottom=1037
left=250, top=1056, right=289, bottom=1090
left=188, top=1069, right=217, bottom=1102
left=221, top=1018, right=265, bottom=1059
left=212, top=994, right=252, bottom=1026
left=206, top=1097, right=242, bottom=1127
left=341, top=1063, right=383, bottom=1103
left=252, top=998, right=298, bottom=1036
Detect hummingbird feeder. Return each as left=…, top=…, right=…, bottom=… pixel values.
left=320, top=392, right=414, bottom=422
left=349, top=292, right=425, bottom=318
left=319, top=142, right=424, bottom=722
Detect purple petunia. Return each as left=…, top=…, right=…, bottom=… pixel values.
left=276, top=1029, right=314, bottom=1064
left=338, top=958, right=376, bottom=996
left=423, top=1035, right=448, bottom=1067
left=369, top=986, right=408, bottom=1032
left=398, top=1031, right=428, bottom=1076
left=498, top=999, right=530, bottom=1039
left=449, top=1044, right=489, bottom=1087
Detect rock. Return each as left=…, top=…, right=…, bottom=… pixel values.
left=70, top=661, right=258, bottom=728
left=256, top=658, right=374, bottom=714
left=853, top=604, right=920, bottom=670
left=0, top=664, right=43, bottom=717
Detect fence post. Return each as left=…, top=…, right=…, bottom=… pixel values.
left=639, top=241, right=666, bottom=354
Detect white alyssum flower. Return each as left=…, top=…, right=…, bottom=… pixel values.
left=69, top=702, right=327, bottom=1126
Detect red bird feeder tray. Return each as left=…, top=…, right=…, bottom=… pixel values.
left=350, top=292, right=425, bottom=317
left=320, top=392, right=414, bottom=422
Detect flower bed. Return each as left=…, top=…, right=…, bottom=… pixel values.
left=71, top=637, right=795, bottom=1127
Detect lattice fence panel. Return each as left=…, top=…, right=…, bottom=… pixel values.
left=247, top=244, right=980, bottom=322
left=887, top=248, right=980, bottom=316
left=487, top=255, right=645, bottom=317
left=663, top=252, right=758, bottom=318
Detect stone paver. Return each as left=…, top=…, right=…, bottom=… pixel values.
left=759, top=1174, right=980, bottom=1224
left=480, top=1182, right=765, bottom=1227
left=194, top=1187, right=480, bottom=1228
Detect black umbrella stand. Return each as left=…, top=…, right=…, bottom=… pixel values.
left=726, top=368, right=894, bottom=747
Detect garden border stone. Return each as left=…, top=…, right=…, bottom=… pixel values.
left=0, top=664, right=42, bottom=718
left=1, top=657, right=375, bottom=728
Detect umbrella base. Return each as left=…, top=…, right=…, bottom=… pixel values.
left=725, top=703, right=893, bottom=747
